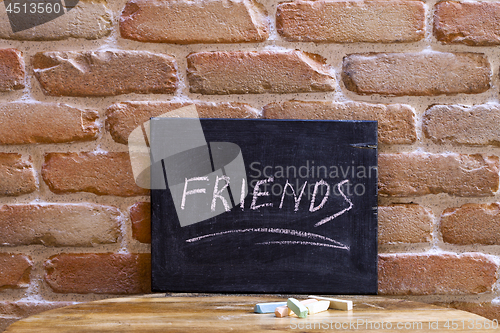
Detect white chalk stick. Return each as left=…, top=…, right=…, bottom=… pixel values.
left=308, top=296, right=353, bottom=311
left=306, top=300, right=330, bottom=315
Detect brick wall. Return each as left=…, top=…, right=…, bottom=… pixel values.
left=1, top=0, right=500, bottom=330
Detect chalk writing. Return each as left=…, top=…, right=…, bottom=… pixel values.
left=181, top=175, right=353, bottom=228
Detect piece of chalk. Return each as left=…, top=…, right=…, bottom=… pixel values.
left=275, top=299, right=318, bottom=318
left=287, top=298, right=308, bottom=318
left=293, top=299, right=318, bottom=314
left=275, top=305, right=289, bottom=318
left=306, top=300, right=330, bottom=315
left=308, top=296, right=353, bottom=311
left=254, top=302, right=288, bottom=313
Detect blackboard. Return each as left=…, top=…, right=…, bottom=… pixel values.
left=150, top=118, right=378, bottom=294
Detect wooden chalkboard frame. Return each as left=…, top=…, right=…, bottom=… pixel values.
left=151, top=118, right=378, bottom=294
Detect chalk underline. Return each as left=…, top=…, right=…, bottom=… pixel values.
left=185, top=228, right=349, bottom=250
left=256, top=241, right=347, bottom=249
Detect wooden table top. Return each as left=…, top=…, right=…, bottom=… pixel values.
left=5, top=294, right=499, bottom=333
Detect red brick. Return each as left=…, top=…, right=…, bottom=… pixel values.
left=437, top=302, right=500, bottom=321
left=434, top=1, right=500, bottom=46
left=33, top=51, right=177, bottom=97
left=343, top=52, right=490, bottom=96
left=378, top=204, right=433, bottom=244
left=0, top=153, right=36, bottom=197
left=379, top=153, right=499, bottom=197
left=277, top=0, right=425, bottom=43
left=0, top=204, right=121, bottom=247
left=120, top=0, right=269, bottom=43
left=0, top=49, right=25, bottom=91
left=44, top=253, right=151, bottom=294
left=441, top=203, right=500, bottom=245
left=263, top=100, right=416, bottom=144
left=423, top=104, right=500, bottom=146
left=42, top=152, right=149, bottom=197
left=187, top=50, right=335, bottom=94
left=378, top=253, right=498, bottom=295
left=0, top=302, right=73, bottom=333
left=0, top=103, right=98, bottom=144
left=0, top=254, right=32, bottom=289
left=0, top=0, right=112, bottom=40
left=106, top=101, right=259, bottom=145
left=130, top=202, right=151, bottom=244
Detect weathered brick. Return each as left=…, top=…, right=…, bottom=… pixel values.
left=187, top=50, right=335, bottom=94
left=423, top=104, right=500, bottom=146
left=33, top=51, right=177, bottom=97
left=120, top=0, right=268, bottom=43
left=379, top=153, right=499, bottom=197
left=437, top=302, right=500, bottom=321
left=378, top=204, right=433, bottom=244
left=434, top=1, right=500, bottom=46
left=42, top=152, right=149, bottom=197
left=0, top=204, right=121, bottom=247
left=0, top=153, right=36, bottom=197
left=277, top=0, right=425, bottom=43
left=106, top=101, right=259, bottom=145
left=263, top=100, right=416, bottom=144
left=0, top=103, right=98, bottom=144
left=1, top=318, right=14, bottom=332
left=130, top=202, right=150, bottom=244
left=0, top=49, right=24, bottom=91
left=378, top=253, right=498, bottom=295
left=342, top=52, right=490, bottom=96
left=0, top=254, right=32, bottom=289
left=44, top=253, right=151, bottom=294
left=0, top=302, right=72, bottom=333
left=441, top=203, right=500, bottom=245
left=0, top=0, right=112, bottom=40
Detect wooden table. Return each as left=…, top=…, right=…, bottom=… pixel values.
left=5, top=294, right=499, bottom=332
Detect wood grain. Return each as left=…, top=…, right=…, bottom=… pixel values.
left=5, top=294, right=499, bottom=332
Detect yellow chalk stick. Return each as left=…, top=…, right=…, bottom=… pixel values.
left=308, top=296, right=353, bottom=311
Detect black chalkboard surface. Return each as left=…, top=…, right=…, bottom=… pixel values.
left=150, top=118, right=378, bottom=294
